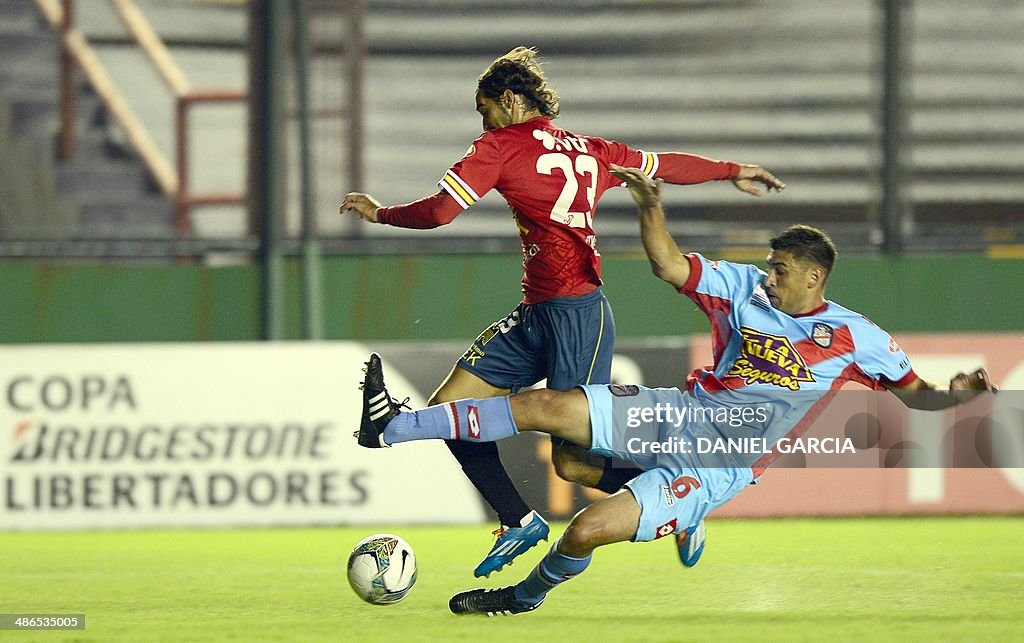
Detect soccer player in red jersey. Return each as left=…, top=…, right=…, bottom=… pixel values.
left=341, top=47, right=785, bottom=577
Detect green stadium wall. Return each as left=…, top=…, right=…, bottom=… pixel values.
left=0, top=254, right=1021, bottom=343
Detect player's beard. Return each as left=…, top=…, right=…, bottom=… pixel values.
left=495, top=103, right=515, bottom=129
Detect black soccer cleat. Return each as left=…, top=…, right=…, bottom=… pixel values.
left=448, top=586, right=542, bottom=617
left=355, top=352, right=407, bottom=448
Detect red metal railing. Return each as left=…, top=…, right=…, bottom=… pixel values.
left=36, top=0, right=246, bottom=236
left=173, top=91, right=247, bottom=235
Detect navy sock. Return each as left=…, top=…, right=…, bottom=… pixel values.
left=445, top=439, right=532, bottom=528
left=594, top=458, right=644, bottom=493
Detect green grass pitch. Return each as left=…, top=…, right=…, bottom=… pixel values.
left=1, top=517, right=1022, bottom=641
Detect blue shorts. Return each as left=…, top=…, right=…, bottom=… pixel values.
left=581, top=383, right=754, bottom=542
left=459, top=288, right=615, bottom=393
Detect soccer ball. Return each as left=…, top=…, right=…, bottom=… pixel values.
left=346, top=533, right=418, bottom=605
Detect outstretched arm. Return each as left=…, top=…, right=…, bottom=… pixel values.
left=609, top=164, right=691, bottom=289
left=340, top=190, right=462, bottom=229
left=887, top=367, right=998, bottom=410
left=654, top=153, right=785, bottom=197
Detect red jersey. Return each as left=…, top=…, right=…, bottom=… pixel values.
left=379, top=117, right=739, bottom=304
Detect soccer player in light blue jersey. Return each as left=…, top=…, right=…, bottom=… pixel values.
left=355, top=165, right=997, bottom=616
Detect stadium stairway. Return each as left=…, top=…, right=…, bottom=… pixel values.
left=0, top=0, right=173, bottom=241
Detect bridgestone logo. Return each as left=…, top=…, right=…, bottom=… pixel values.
left=5, top=422, right=369, bottom=511
left=12, top=422, right=331, bottom=463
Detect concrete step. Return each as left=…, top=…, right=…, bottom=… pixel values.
left=78, top=197, right=174, bottom=238
left=0, top=0, right=39, bottom=35
left=57, top=158, right=158, bottom=199
left=8, top=96, right=60, bottom=141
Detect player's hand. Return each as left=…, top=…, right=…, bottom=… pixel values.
left=340, top=192, right=382, bottom=223
left=947, top=367, right=998, bottom=405
left=949, top=368, right=998, bottom=394
left=732, top=164, right=785, bottom=197
left=609, top=164, right=663, bottom=209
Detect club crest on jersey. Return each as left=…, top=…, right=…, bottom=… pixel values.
left=728, top=327, right=815, bottom=391
left=812, top=323, right=833, bottom=348
left=463, top=144, right=476, bottom=159
left=889, top=337, right=902, bottom=353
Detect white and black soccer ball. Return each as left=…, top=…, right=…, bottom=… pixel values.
left=347, top=533, right=418, bottom=605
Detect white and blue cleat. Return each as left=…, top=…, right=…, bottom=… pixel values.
left=474, top=511, right=550, bottom=578
left=676, top=520, right=706, bottom=567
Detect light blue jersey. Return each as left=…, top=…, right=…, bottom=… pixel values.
left=581, top=253, right=918, bottom=541
left=679, top=253, right=916, bottom=473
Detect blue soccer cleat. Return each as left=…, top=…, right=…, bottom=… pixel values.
left=676, top=520, right=706, bottom=567
left=474, top=511, right=550, bottom=578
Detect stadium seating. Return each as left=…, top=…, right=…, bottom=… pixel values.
left=0, top=0, right=1020, bottom=251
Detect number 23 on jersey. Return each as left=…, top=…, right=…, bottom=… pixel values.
left=536, top=152, right=598, bottom=229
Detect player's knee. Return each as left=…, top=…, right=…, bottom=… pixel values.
left=427, top=383, right=453, bottom=406
left=428, top=381, right=463, bottom=406
left=551, top=452, right=583, bottom=483
left=516, top=388, right=566, bottom=426
left=530, top=388, right=566, bottom=413
left=551, top=449, right=595, bottom=485
left=561, top=512, right=603, bottom=552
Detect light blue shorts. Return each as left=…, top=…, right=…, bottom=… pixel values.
left=581, top=383, right=754, bottom=542
left=622, top=466, right=752, bottom=541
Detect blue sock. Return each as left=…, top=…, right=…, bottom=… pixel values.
left=382, top=396, right=518, bottom=445
left=513, top=539, right=592, bottom=606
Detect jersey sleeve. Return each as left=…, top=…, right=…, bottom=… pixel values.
left=437, top=134, right=501, bottom=209
left=377, top=191, right=463, bottom=229
left=598, top=141, right=739, bottom=184
left=677, top=253, right=766, bottom=315
left=652, top=152, right=740, bottom=184
left=850, top=320, right=916, bottom=388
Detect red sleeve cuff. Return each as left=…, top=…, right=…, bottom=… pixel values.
left=883, top=369, right=918, bottom=389
left=676, top=254, right=703, bottom=294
